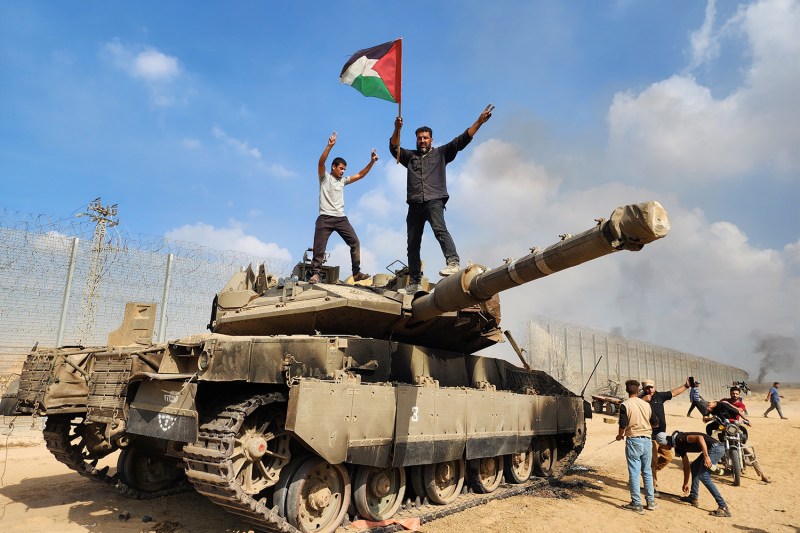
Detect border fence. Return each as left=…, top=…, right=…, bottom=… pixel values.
left=524, top=315, right=749, bottom=398
left=0, top=205, right=292, bottom=369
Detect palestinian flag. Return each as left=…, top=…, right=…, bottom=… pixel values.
left=339, top=39, right=401, bottom=104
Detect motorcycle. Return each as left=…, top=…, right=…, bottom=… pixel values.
left=706, top=413, right=749, bottom=486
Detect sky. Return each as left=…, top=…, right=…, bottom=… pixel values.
left=2, top=1, right=798, bottom=382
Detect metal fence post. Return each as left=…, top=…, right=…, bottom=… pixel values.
left=157, top=253, right=174, bottom=343
left=626, top=340, right=631, bottom=379
left=636, top=344, right=641, bottom=379
left=592, top=334, right=598, bottom=388
left=56, top=237, right=79, bottom=348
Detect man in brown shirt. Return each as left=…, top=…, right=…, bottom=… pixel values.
left=617, top=379, right=660, bottom=513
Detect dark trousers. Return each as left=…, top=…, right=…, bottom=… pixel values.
left=311, top=215, right=361, bottom=275
left=406, top=199, right=459, bottom=282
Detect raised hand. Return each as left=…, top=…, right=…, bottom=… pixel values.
left=478, top=104, right=495, bottom=124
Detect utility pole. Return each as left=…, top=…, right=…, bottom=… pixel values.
left=79, top=198, right=118, bottom=344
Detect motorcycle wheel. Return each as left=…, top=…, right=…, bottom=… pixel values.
left=731, top=448, right=742, bottom=487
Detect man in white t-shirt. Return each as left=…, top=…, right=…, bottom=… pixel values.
left=310, top=132, right=378, bottom=284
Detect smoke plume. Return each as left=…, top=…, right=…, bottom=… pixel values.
left=753, top=334, right=798, bottom=383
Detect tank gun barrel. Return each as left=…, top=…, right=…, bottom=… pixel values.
left=410, top=201, right=669, bottom=322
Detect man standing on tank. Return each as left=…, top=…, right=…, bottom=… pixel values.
left=641, top=377, right=690, bottom=493
left=309, top=132, right=378, bottom=284
left=389, top=104, right=494, bottom=294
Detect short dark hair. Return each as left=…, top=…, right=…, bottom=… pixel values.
left=415, top=126, right=432, bottom=137
left=625, top=379, right=640, bottom=395
left=773, top=382, right=780, bottom=386
left=331, top=157, right=346, bottom=168
left=730, top=386, right=740, bottom=394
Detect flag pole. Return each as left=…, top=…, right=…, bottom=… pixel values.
left=396, top=37, right=402, bottom=164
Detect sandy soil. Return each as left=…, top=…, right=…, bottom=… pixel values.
left=0, top=385, right=797, bottom=533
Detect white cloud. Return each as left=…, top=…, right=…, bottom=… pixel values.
left=182, top=138, right=201, bottom=150
left=165, top=221, right=292, bottom=262
left=688, top=0, right=719, bottom=69
left=103, top=39, right=183, bottom=107
left=132, top=49, right=179, bottom=81
left=607, top=0, right=800, bottom=183
left=211, top=125, right=294, bottom=178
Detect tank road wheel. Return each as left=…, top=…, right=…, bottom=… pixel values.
left=603, top=402, right=618, bottom=416
left=468, top=456, right=504, bottom=494
left=117, top=447, right=185, bottom=493
left=504, top=445, right=534, bottom=484
left=353, top=465, right=406, bottom=521
left=592, top=400, right=604, bottom=414
left=273, top=454, right=311, bottom=517
left=231, top=406, right=291, bottom=495
left=285, top=457, right=351, bottom=533
left=532, top=436, right=557, bottom=477
left=422, top=458, right=466, bottom=505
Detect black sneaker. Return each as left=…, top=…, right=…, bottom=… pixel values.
left=352, top=272, right=370, bottom=282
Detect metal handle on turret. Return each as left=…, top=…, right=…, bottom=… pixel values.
left=409, top=201, right=670, bottom=323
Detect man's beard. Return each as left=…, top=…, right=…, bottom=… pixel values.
left=417, top=145, right=430, bottom=154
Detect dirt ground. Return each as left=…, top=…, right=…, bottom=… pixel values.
left=0, top=384, right=797, bottom=533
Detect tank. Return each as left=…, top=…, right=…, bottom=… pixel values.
left=14, top=201, right=669, bottom=532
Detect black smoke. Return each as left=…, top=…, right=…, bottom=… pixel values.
left=753, top=334, right=798, bottom=383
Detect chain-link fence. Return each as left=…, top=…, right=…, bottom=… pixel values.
left=0, top=208, right=293, bottom=364
left=524, top=315, right=749, bottom=398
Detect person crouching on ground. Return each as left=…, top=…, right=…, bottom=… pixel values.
left=309, top=132, right=377, bottom=284
left=658, top=431, right=731, bottom=517
left=616, top=379, right=659, bottom=514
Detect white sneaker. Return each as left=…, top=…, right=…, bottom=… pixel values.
left=438, top=263, right=460, bottom=276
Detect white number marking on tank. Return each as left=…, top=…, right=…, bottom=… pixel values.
left=411, top=406, right=419, bottom=422
left=158, top=413, right=177, bottom=431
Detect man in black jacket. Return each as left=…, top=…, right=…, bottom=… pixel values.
left=389, top=105, right=494, bottom=294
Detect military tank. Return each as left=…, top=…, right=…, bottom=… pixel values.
left=15, top=201, right=669, bottom=532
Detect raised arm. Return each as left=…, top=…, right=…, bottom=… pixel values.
left=467, top=104, right=494, bottom=137
left=348, top=149, right=379, bottom=184
left=318, top=132, right=337, bottom=178
left=670, top=378, right=690, bottom=397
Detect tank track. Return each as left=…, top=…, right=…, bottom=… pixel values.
left=183, top=394, right=585, bottom=533
left=43, top=414, right=119, bottom=489
left=366, top=444, right=584, bottom=533
left=183, top=393, right=299, bottom=533
left=43, top=414, right=189, bottom=500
